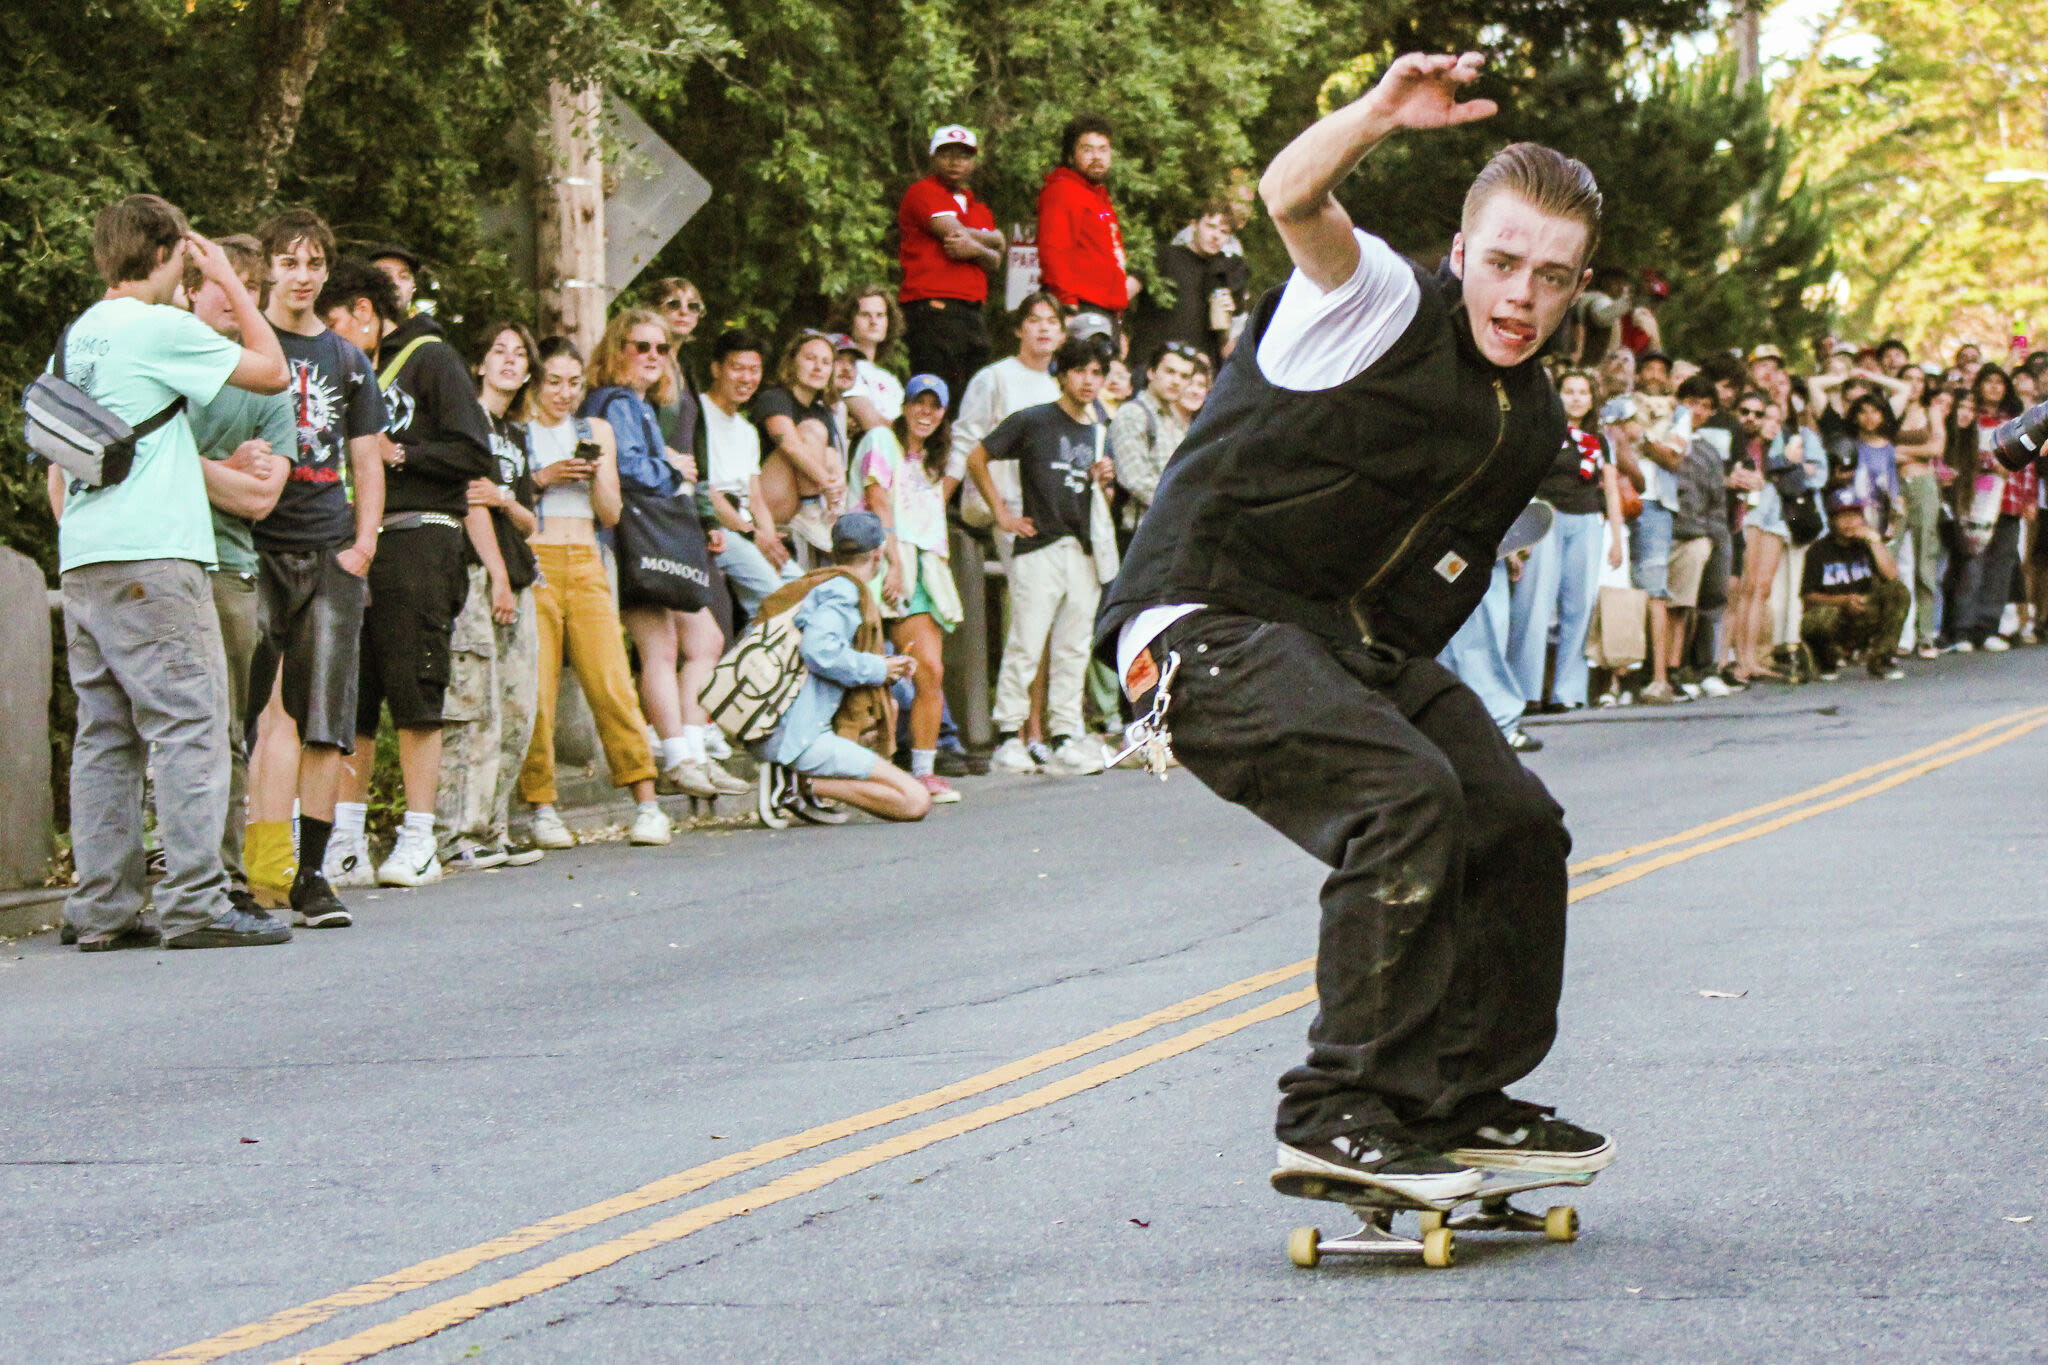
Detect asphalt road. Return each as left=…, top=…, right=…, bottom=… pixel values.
left=4, top=652, right=2044, bottom=1365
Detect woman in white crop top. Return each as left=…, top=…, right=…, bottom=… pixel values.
left=517, top=338, right=670, bottom=848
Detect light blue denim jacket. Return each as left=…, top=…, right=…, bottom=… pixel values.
left=763, top=575, right=887, bottom=766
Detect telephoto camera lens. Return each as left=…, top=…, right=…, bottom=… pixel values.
left=1991, top=398, right=2048, bottom=473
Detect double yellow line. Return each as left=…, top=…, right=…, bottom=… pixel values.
left=139, top=706, right=2048, bottom=1365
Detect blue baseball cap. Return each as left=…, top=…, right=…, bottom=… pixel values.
left=903, top=374, right=950, bottom=409
left=831, top=510, right=887, bottom=555
left=1824, top=486, right=1863, bottom=515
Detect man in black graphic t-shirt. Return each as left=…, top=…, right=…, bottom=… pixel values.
left=319, top=257, right=494, bottom=892
left=967, top=333, right=1118, bottom=777
left=248, top=208, right=387, bottom=931
left=1801, top=487, right=1909, bottom=680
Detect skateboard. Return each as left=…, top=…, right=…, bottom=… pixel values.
left=1271, top=1165, right=1599, bottom=1269
left=1495, top=500, right=1555, bottom=560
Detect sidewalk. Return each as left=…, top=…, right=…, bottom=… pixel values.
left=0, top=786, right=752, bottom=944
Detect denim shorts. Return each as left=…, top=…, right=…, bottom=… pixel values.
left=789, top=730, right=878, bottom=780
left=1629, top=502, right=1673, bottom=599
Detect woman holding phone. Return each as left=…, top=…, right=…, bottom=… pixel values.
left=516, top=337, right=672, bottom=850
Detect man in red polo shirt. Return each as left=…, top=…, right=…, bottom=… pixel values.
left=1037, top=113, right=1143, bottom=319
left=898, top=124, right=1004, bottom=417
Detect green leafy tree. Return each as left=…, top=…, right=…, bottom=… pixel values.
left=1776, top=0, right=2048, bottom=358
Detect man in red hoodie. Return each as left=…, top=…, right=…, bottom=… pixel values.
left=1037, top=114, right=1142, bottom=318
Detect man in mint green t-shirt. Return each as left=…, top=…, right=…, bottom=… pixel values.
left=47, top=195, right=293, bottom=951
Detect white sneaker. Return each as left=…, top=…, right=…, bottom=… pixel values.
left=377, top=826, right=442, bottom=887
left=1983, top=635, right=2011, bottom=653
left=323, top=831, right=375, bottom=888
left=1949, top=639, right=1976, bottom=653
left=529, top=807, right=576, bottom=849
left=666, top=759, right=750, bottom=797
left=1678, top=681, right=1703, bottom=699
left=990, top=737, right=1039, bottom=774
left=702, top=728, right=733, bottom=761
left=1697, top=674, right=1734, bottom=698
left=1045, top=736, right=1106, bottom=776
left=628, top=805, right=673, bottom=845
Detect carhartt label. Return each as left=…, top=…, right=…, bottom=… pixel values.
left=1434, top=552, right=1468, bottom=583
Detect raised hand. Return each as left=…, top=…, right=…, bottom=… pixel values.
left=1366, top=52, right=1498, bottom=132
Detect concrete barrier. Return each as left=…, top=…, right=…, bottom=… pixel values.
left=0, top=547, right=54, bottom=890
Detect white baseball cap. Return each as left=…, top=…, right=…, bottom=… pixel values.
left=929, top=124, right=979, bottom=155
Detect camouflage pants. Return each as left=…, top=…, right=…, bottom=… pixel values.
left=434, top=566, right=538, bottom=851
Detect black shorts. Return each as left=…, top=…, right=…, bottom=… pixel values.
left=356, top=522, right=469, bottom=733
left=251, top=542, right=368, bottom=751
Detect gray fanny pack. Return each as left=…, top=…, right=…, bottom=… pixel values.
left=22, top=318, right=186, bottom=488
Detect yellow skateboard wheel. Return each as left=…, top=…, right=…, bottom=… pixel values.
left=1544, top=1206, right=1578, bottom=1242
left=1422, top=1226, right=1456, bottom=1268
left=1288, top=1226, right=1322, bottom=1268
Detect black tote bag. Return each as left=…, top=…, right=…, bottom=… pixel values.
left=614, top=482, right=713, bottom=612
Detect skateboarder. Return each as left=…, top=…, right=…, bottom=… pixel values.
left=1098, top=52, right=1616, bottom=1204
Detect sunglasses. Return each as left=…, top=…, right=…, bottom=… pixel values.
left=626, top=339, right=671, bottom=356
left=662, top=298, right=705, bottom=315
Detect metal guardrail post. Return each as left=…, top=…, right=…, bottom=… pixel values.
left=942, top=525, right=994, bottom=751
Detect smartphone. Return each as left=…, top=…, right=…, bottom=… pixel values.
left=572, top=440, right=602, bottom=462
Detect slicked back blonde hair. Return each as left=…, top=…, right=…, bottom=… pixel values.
left=1462, top=143, right=1602, bottom=265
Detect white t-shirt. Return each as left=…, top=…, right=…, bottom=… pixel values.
left=1119, top=229, right=1423, bottom=688
left=1255, top=229, right=1422, bottom=392
left=947, top=356, right=1061, bottom=481
left=56, top=296, right=241, bottom=572
left=849, top=358, right=904, bottom=423
left=702, top=398, right=763, bottom=498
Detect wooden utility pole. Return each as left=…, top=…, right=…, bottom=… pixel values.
left=1732, top=1, right=1762, bottom=85
left=538, top=81, right=608, bottom=356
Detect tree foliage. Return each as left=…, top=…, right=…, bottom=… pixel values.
left=1776, top=0, right=2048, bottom=357
left=2, top=0, right=1842, bottom=576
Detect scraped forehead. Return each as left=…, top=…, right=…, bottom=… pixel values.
left=1464, top=193, right=1592, bottom=275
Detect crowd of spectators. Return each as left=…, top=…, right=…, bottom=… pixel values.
left=39, top=115, right=2033, bottom=952
left=1452, top=286, right=2044, bottom=754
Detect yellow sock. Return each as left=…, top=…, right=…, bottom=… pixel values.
left=243, top=820, right=298, bottom=907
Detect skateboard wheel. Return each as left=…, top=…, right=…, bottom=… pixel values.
left=1421, top=1226, right=1455, bottom=1268
left=1287, top=1226, right=1322, bottom=1268
left=1544, top=1206, right=1578, bottom=1242
left=1416, top=1210, right=1446, bottom=1234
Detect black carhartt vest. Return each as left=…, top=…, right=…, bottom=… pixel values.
left=1096, top=261, right=1566, bottom=660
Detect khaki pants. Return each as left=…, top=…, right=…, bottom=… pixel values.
left=435, top=565, right=539, bottom=849
left=520, top=543, right=657, bottom=805
left=993, top=537, right=1099, bottom=741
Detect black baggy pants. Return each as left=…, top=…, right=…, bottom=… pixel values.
left=1153, top=611, right=1571, bottom=1147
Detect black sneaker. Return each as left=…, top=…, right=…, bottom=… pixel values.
left=1446, top=1106, right=1614, bottom=1173
left=76, top=922, right=164, bottom=952
left=165, top=908, right=292, bottom=949
left=289, top=872, right=354, bottom=929
left=934, top=748, right=972, bottom=778
left=1276, top=1124, right=1483, bottom=1203
left=1506, top=728, right=1544, bottom=753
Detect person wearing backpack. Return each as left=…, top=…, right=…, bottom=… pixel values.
left=42, top=194, right=292, bottom=951
left=745, top=513, right=930, bottom=826
left=318, top=258, right=496, bottom=889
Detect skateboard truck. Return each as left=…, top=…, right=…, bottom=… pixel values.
left=1273, top=1168, right=1597, bottom=1270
